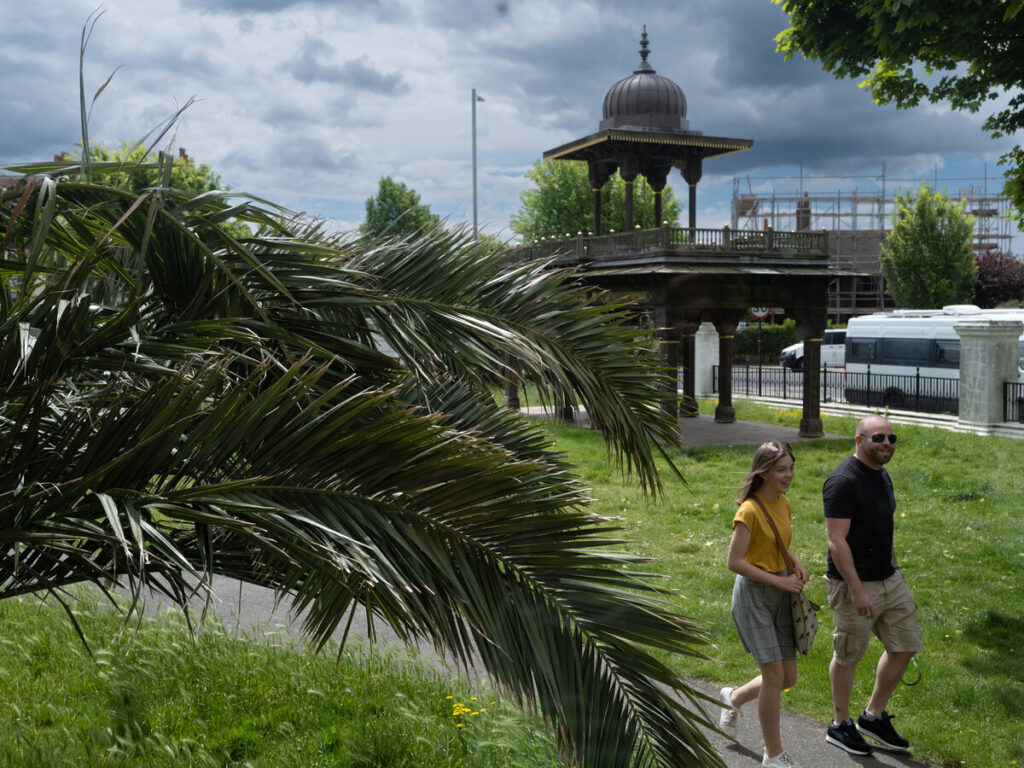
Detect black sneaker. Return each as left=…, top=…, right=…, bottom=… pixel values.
left=857, top=710, right=910, bottom=751
left=826, top=718, right=873, bottom=756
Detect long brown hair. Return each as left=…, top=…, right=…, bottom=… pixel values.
left=735, top=440, right=795, bottom=503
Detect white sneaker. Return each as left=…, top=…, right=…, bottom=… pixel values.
left=718, top=686, right=739, bottom=732
left=762, top=751, right=801, bottom=768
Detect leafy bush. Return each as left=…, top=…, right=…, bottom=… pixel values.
left=974, top=251, right=1024, bottom=307
left=733, top=319, right=800, bottom=362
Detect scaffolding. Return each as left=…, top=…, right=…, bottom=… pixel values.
left=730, top=174, right=1016, bottom=320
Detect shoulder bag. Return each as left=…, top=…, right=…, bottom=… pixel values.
left=750, top=495, right=820, bottom=655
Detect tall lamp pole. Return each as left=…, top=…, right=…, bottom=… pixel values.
left=472, top=88, right=485, bottom=237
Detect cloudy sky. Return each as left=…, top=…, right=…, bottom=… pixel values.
left=1, top=0, right=1017, bottom=243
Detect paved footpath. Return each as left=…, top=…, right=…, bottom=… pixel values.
left=523, top=405, right=847, bottom=446
left=688, top=675, right=935, bottom=768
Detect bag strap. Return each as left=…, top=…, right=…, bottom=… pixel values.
left=749, top=494, right=797, bottom=574
left=750, top=495, right=820, bottom=610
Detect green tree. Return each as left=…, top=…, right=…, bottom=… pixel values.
left=1, top=166, right=723, bottom=768
left=510, top=160, right=683, bottom=241
left=879, top=184, right=977, bottom=308
left=54, top=141, right=252, bottom=239
left=774, top=0, right=1024, bottom=226
left=76, top=141, right=228, bottom=196
left=362, top=176, right=440, bottom=239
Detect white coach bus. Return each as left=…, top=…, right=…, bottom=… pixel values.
left=843, top=305, right=1024, bottom=411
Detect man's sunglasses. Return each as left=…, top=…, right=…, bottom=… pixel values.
left=859, top=432, right=897, bottom=444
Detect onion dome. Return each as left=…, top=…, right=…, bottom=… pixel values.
left=600, top=27, right=689, bottom=133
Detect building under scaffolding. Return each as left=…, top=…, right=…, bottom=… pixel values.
left=731, top=178, right=1015, bottom=321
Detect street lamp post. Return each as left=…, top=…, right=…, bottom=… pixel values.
left=472, top=88, right=484, bottom=238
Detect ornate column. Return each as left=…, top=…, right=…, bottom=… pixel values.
left=791, top=307, right=827, bottom=438
left=641, top=162, right=671, bottom=228
left=678, top=310, right=702, bottom=417
left=681, top=159, right=703, bottom=231
left=649, top=287, right=681, bottom=425
left=620, top=156, right=639, bottom=231
left=710, top=310, right=740, bottom=423
left=588, top=161, right=614, bottom=234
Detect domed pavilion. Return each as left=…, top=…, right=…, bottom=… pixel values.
left=544, top=28, right=752, bottom=232
left=519, top=28, right=855, bottom=440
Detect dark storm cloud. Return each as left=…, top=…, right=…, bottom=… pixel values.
left=420, top=0, right=517, bottom=31
left=128, top=47, right=222, bottom=87
left=443, top=0, right=994, bottom=181
left=4, top=0, right=1011, bottom=237
left=285, top=38, right=408, bottom=94
left=334, top=58, right=408, bottom=94
left=467, top=26, right=641, bottom=135
left=268, top=136, right=362, bottom=174
left=0, top=102, right=78, bottom=165
left=455, top=4, right=814, bottom=141
left=707, top=92, right=997, bottom=179
left=179, top=0, right=407, bottom=22
left=259, top=97, right=378, bottom=131
left=485, top=0, right=1002, bottom=180
left=218, top=134, right=361, bottom=193
left=183, top=0, right=341, bottom=8
left=691, top=0, right=824, bottom=90
left=261, top=103, right=322, bottom=128
left=0, top=46, right=82, bottom=165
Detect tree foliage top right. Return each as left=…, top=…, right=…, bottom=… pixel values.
left=774, top=0, right=1024, bottom=226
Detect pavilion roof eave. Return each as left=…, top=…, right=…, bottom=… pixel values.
left=576, top=264, right=865, bottom=278
left=543, top=128, right=753, bottom=163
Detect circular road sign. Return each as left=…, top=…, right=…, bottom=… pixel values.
left=749, top=307, right=771, bottom=320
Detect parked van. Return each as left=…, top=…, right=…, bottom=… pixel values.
left=843, top=305, right=1024, bottom=410
left=779, top=328, right=846, bottom=371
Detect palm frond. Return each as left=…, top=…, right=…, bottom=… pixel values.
left=1, top=174, right=722, bottom=768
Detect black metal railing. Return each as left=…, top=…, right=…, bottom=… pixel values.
left=712, top=363, right=846, bottom=403
left=843, top=368, right=959, bottom=414
left=711, top=364, right=961, bottom=415
left=1004, top=381, right=1024, bottom=423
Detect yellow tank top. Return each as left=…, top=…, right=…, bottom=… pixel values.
left=732, top=494, right=793, bottom=573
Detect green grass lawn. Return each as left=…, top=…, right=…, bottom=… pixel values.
left=2, top=399, right=1020, bottom=768
left=546, top=398, right=1024, bottom=768
left=0, top=593, right=560, bottom=768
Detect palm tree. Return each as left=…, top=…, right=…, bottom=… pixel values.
left=1, top=151, right=723, bottom=768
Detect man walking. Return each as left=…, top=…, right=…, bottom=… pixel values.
left=822, top=415, right=922, bottom=755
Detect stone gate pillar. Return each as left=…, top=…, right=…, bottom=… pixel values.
left=955, top=318, right=1023, bottom=427
left=694, top=322, right=719, bottom=399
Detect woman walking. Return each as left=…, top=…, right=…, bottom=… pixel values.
left=719, top=441, right=809, bottom=768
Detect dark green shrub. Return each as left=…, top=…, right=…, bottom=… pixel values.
left=733, top=319, right=799, bottom=363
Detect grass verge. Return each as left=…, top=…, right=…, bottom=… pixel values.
left=0, top=591, right=560, bottom=768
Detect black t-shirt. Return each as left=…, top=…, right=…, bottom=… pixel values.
left=822, top=455, right=896, bottom=581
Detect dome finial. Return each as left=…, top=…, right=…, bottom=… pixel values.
left=600, top=25, right=689, bottom=132
left=636, top=25, right=654, bottom=73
